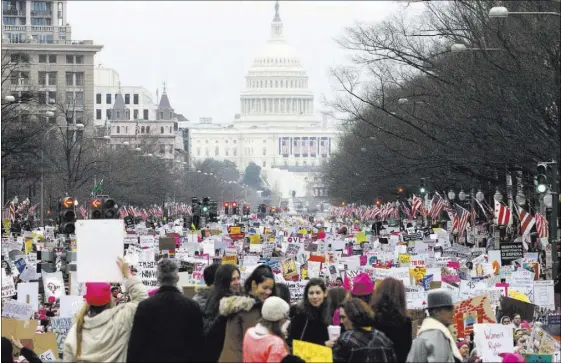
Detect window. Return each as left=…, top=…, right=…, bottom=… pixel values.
left=160, top=111, right=164, bottom=119
left=196, top=148, right=201, bottom=156
left=263, top=148, right=267, bottom=156
left=215, top=147, right=219, bottom=156
left=96, top=93, right=102, bottom=104
left=133, top=94, right=139, bottom=104
left=205, top=149, right=209, bottom=157
left=146, top=126, right=150, bottom=133
left=160, top=145, right=166, bottom=154
left=96, top=109, right=102, bottom=120
left=65, top=72, right=73, bottom=86
left=125, top=109, right=130, bottom=120
left=75, top=111, right=83, bottom=123
left=124, top=94, right=130, bottom=104
left=75, top=92, right=83, bottom=106
left=141, top=126, right=145, bottom=133
left=225, top=149, right=229, bottom=156
left=65, top=91, right=73, bottom=105
left=75, top=72, right=84, bottom=86
left=133, top=109, right=138, bottom=119
left=31, top=18, right=51, bottom=25
left=116, top=126, right=120, bottom=133
left=76, top=55, right=84, bottom=64
left=143, top=109, right=149, bottom=120
left=233, top=149, right=237, bottom=156
left=48, top=72, right=56, bottom=85
left=47, top=91, right=56, bottom=104
left=66, top=55, right=74, bottom=64
left=39, top=54, right=47, bottom=63
left=116, top=111, right=121, bottom=119
left=38, top=72, right=47, bottom=86
left=161, top=126, right=164, bottom=134
left=106, top=94, right=112, bottom=104
left=263, top=161, right=267, bottom=167
left=233, top=140, right=237, bottom=144
left=49, top=55, right=56, bottom=63
left=106, top=109, right=111, bottom=119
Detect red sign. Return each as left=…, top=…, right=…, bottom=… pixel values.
left=229, top=233, right=245, bottom=241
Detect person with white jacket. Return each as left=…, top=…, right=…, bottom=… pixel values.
left=63, top=258, right=148, bottom=362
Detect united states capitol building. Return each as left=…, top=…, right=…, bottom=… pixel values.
left=189, top=2, right=340, bottom=199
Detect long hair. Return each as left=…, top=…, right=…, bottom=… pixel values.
left=205, top=264, right=240, bottom=316
left=244, top=264, right=276, bottom=297
left=276, top=283, right=291, bottom=305
left=372, top=277, right=407, bottom=322
left=259, top=318, right=285, bottom=340
left=327, top=287, right=348, bottom=321
left=298, top=278, right=329, bottom=325
left=341, top=298, right=375, bottom=329
left=75, top=300, right=114, bottom=359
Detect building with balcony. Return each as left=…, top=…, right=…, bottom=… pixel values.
left=94, top=66, right=158, bottom=127
left=189, top=2, right=338, bottom=198
left=2, top=0, right=102, bottom=127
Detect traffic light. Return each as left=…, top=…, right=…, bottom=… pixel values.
left=232, top=201, right=239, bottom=215
left=59, top=197, right=76, bottom=234
left=103, top=197, right=117, bottom=218
left=375, top=199, right=381, bottom=206
left=243, top=204, right=250, bottom=215
left=536, top=163, right=549, bottom=193
left=260, top=204, right=267, bottom=214
left=224, top=201, right=230, bottom=215
left=420, top=178, right=426, bottom=194
left=209, top=201, right=218, bottom=222
left=202, top=196, right=210, bottom=214
left=270, top=207, right=277, bottom=215
left=90, top=198, right=103, bottom=219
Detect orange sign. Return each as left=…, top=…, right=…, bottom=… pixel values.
left=62, top=198, right=74, bottom=208
left=91, top=199, right=102, bottom=208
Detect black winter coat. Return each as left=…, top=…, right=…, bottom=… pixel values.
left=288, top=305, right=329, bottom=347
left=126, top=285, right=204, bottom=362
left=372, top=315, right=412, bottom=363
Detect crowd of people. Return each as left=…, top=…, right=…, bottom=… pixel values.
left=3, top=254, right=545, bottom=363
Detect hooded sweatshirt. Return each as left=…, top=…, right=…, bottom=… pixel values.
left=63, top=276, right=148, bottom=362
left=243, top=323, right=289, bottom=363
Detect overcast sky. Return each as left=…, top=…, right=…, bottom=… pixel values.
left=68, top=1, right=405, bottom=123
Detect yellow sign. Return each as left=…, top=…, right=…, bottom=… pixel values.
left=355, top=231, right=367, bottom=243
left=3, top=219, right=10, bottom=236
left=508, top=289, right=531, bottom=303
left=249, top=234, right=261, bottom=244
left=409, top=266, right=427, bottom=285
left=222, top=255, right=237, bottom=265
left=24, top=238, right=33, bottom=254
left=398, top=253, right=411, bottom=265
left=229, top=226, right=241, bottom=235
left=293, top=340, right=333, bottom=363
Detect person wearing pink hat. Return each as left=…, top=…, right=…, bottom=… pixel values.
left=351, top=273, right=374, bottom=306
left=498, top=352, right=524, bottom=363
left=62, top=258, right=147, bottom=362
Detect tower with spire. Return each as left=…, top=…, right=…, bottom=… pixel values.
left=157, top=81, right=175, bottom=121
left=111, top=84, right=129, bottom=120
left=271, top=1, right=283, bottom=40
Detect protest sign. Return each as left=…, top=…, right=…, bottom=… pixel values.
left=2, top=274, right=16, bottom=298
left=293, top=340, right=333, bottom=363
left=17, top=282, right=39, bottom=311
left=500, top=242, right=523, bottom=266
left=39, top=350, right=57, bottom=361
left=76, top=219, right=124, bottom=282
left=42, top=271, right=65, bottom=301
left=533, top=280, right=555, bottom=310
left=453, top=295, right=496, bottom=338
left=59, top=295, right=85, bottom=318
left=50, top=317, right=73, bottom=356
left=1, top=300, right=33, bottom=320
left=33, top=332, right=59, bottom=357
left=474, top=323, right=514, bottom=362
left=138, top=261, right=158, bottom=287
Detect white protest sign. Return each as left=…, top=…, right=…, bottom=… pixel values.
left=76, top=219, right=125, bottom=283
left=124, top=235, right=139, bottom=244
left=26, top=253, right=37, bottom=264
left=474, top=324, right=514, bottom=362
left=460, top=280, right=488, bottom=300
left=17, top=282, right=39, bottom=311
left=138, top=261, right=158, bottom=288
left=1, top=300, right=33, bottom=320
left=2, top=275, right=16, bottom=298
left=441, top=282, right=460, bottom=302
left=533, top=280, right=555, bottom=310
left=139, top=235, right=155, bottom=248
left=39, top=350, right=57, bottom=361
left=286, top=280, right=307, bottom=303
left=59, top=295, right=85, bottom=318
left=42, top=271, right=65, bottom=300
left=69, top=271, right=86, bottom=296
left=308, top=261, right=321, bottom=279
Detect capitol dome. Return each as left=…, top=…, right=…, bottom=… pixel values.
left=237, top=1, right=316, bottom=126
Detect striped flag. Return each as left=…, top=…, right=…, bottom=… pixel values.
left=454, top=204, right=469, bottom=237
left=515, top=205, right=535, bottom=236
left=429, top=193, right=445, bottom=220
left=412, top=195, right=422, bottom=217
left=494, top=201, right=512, bottom=226
left=535, top=212, right=549, bottom=238
left=9, top=202, right=15, bottom=222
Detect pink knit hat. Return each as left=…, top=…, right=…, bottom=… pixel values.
left=499, top=353, right=524, bottom=363
left=84, top=282, right=112, bottom=306
left=351, top=273, right=374, bottom=296
left=456, top=341, right=468, bottom=349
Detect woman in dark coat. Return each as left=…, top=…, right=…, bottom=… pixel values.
left=371, top=277, right=412, bottom=363
left=288, top=278, right=330, bottom=347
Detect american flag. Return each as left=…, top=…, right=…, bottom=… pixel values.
left=535, top=212, right=549, bottom=238
left=515, top=205, right=535, bottom=236
left=429, top=193, right=445, bottom=220
left=9, top=202, right=15, bottom=221
left=454, top=204, right=469, bottom=237
left=412, top=195, right=422, bottom=217
left=119, top=207, right=128, bottom=219
left=28, top=203, right=39, bottom=215
left=494, top=201, right=512, bottom=226
left=79, top=206, right=88, bottom=219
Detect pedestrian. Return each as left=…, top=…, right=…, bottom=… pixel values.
left=350, top=273, right=374, bottom=306
left=63, top=258, right=147, bottom=362
left=243, top=296, right=290, bottom=362
left=457, top=341, right=470, bottom=362
left=288, top=278, right=330, bottom=347
left=205, top=264, right=242, bottom=362
left=512, top=314, right=522, bottom=329
left=126, top=258, right=204, bottom=362
left=371, top=277, right=412, bottom=362
left=2, top=336, right=41, bottom=363
left=218, top=264, right=276, bottom=362
left=406, top=288, right=463, bottom=363
left=193, top=263, right=220, bottom=310
left=327, top=287, right=347, bottom=326
left=332, top=298, right=397, bottom=363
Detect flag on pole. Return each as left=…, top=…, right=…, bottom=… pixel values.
left=90, top=179, right=103, bottom=197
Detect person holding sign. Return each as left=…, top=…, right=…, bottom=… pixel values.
left=332, top=298, right=397, bottom=363
left=63, top=258, right=148, bottom=362
left=242, top=296, right=290, bottom=362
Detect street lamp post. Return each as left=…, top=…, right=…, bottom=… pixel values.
left=40, top=123, right=85, bottom=227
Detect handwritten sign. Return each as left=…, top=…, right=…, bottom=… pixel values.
left=138, top=261, right=158, bottom=287
left=50, top=317, right=73, bottom=355
left=2, top=275, right=16, bottom=298
left=221, top=255, right=237, bottom=265
left=39, top=350, right=57, bottom=361
left=293, top=340, right=333, bottom=363
left=1, top=300, right=33, bottom=320
left=473, top=324, right=513, bottom=362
